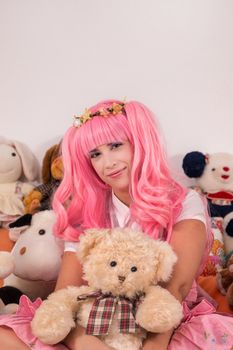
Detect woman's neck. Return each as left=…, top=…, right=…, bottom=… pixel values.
left=113, top=191, right=131, bottom=207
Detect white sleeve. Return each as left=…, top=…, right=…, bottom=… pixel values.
left=64, top=241, right=79, bottom=252
left=175, top=189, right=207, bottom=227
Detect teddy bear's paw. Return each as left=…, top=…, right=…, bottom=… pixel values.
left=31, top=301, right=75, bottom=345
left=136, top=287, right=183, bottom=333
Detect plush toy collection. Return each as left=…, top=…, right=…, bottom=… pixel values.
left=182, top=151, right=233, bottom=308
left=0, top=137, right=64, bottom=313
left=31, top=227, right=183, bottom=350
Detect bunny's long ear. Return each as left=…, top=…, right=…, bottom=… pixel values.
left=78, top=228, right=110, bottom=263
left=152, top=241, right=177, bottom=283
left=12, top=140, right=39, bottom=181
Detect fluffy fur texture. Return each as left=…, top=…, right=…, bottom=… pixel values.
left=31, top=228, right=183, bottom=350
left=52, top=100, right=186, bottom=241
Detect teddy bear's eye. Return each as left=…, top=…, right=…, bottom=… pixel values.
left=110, top=261, right=117, bottom=267
left=131, top=266, right=137, bottom=272
left=211, top=168, right=216, bottom=171
left=38, top=229, right=46, bottom=235
left=11, top=152, right=16, bottom=157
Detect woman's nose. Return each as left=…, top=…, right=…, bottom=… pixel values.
left=104, top=156, right=117, bottom=169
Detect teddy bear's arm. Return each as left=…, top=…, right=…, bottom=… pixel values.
left=31, top=285, right=93, bottom=345
left=23, top=190, right=42, bottom=214
left=135, top=285, right=183, bottom=333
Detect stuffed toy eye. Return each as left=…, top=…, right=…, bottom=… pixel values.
left=110, top=261, right=117, bottom=267
left=131, top=266, right=137, bottom=272
left=38, top=229, right=46, bottom=235
left=11, top=152, right=16, bottom=157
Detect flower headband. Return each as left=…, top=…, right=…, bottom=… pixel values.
left=73, top=102, right=125, bottom=128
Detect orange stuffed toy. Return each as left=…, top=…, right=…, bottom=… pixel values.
left=23, top=143, right=63, bottom=214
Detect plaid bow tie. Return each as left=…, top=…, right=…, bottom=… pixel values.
left=77, top=290, right=142, bottom=336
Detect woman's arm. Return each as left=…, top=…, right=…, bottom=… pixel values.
left=143, top=219, right=207, bottom=350
left=55, top=251, right=85, bottom=291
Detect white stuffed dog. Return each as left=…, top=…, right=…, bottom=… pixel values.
left=0, top=210, right=63, bottom=310
left=0, top=136, right=40, bottom=226
left=32, top=228, right=183, bottom=350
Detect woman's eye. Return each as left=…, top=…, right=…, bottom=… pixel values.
left=111, top=142, right=123, bottom=150
left=90, top=152, right=101, bottom=159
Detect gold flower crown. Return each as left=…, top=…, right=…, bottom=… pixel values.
left=73, top=102, right=125, bottom=128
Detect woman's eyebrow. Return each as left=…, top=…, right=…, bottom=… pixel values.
left=89, top=148, right=98, bottom=154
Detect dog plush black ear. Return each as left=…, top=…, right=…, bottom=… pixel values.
left=9, top=214, right=32, bottom=228
left=0, top=286, right=23, bottom=305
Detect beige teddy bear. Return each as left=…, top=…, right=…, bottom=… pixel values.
left=31, top=228, right=183, bottom=350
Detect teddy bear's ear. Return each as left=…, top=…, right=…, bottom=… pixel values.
left=153, top=241, right=177, bottom=282
left=42, top=145, right=59, bottom=184
left=78, top=228, right=110, bottom=263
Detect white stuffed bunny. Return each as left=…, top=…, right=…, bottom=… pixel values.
left=0, top=136, right=40, bottom=226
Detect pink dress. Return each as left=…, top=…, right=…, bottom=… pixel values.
left=0, top=295, right=67, bottom=350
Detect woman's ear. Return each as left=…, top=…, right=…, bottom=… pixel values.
left=78, top=228, right=110, bottom=263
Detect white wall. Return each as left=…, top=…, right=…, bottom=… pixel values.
left=1, top=0, right=233, bottom=184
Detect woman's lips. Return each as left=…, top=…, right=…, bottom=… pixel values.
left=107, top=167, right=126, bottom=178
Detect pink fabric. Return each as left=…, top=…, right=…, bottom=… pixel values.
left=0, top=295, right=68, bottom=350
left=169, top=299, right=233, bottom=349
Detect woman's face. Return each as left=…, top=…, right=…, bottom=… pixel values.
left=89, top=140, right=133, bottom=198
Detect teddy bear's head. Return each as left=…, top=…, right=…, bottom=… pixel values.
left=182, top=151, right=233, bottom=193
left=78, top=228, right=177, bottom=299
left=42, top=143, right=63, bottom=184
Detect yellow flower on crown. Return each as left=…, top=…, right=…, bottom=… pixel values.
left=111, top=103, right=124, bottom=115
left=81, top=109, right=92, bottom=123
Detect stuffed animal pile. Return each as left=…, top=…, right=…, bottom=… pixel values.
left=0, top=210, right=63, bottom=313
left=182, top=151, right=233, bottom=308
left=31, top=227, right=183, bottom=350
left=0, top=136, right=39, bottom=227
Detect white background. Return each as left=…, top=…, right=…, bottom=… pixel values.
left=1, top=0, right=233, bottom=184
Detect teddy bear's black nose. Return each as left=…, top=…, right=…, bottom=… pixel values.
left=118, top=275, right=125, bottom=282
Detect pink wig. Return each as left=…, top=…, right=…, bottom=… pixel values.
left=53, top=100, right=186, bottom=241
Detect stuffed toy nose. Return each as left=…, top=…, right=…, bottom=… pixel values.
left=118, top=275, right=125, bottom=282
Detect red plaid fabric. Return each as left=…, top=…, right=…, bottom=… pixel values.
left=77, top=291, right=141, bottom=335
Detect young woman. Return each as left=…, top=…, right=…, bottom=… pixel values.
left=0, top=100, right=232, bottom=350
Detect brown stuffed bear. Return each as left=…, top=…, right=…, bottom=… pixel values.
left=23, top=143, right=63, bottom=214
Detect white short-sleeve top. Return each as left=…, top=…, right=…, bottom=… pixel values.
left=64, top=189, right=206, bottom=252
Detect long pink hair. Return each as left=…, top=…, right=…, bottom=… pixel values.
left=53, top=100, right=187, bottom=241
